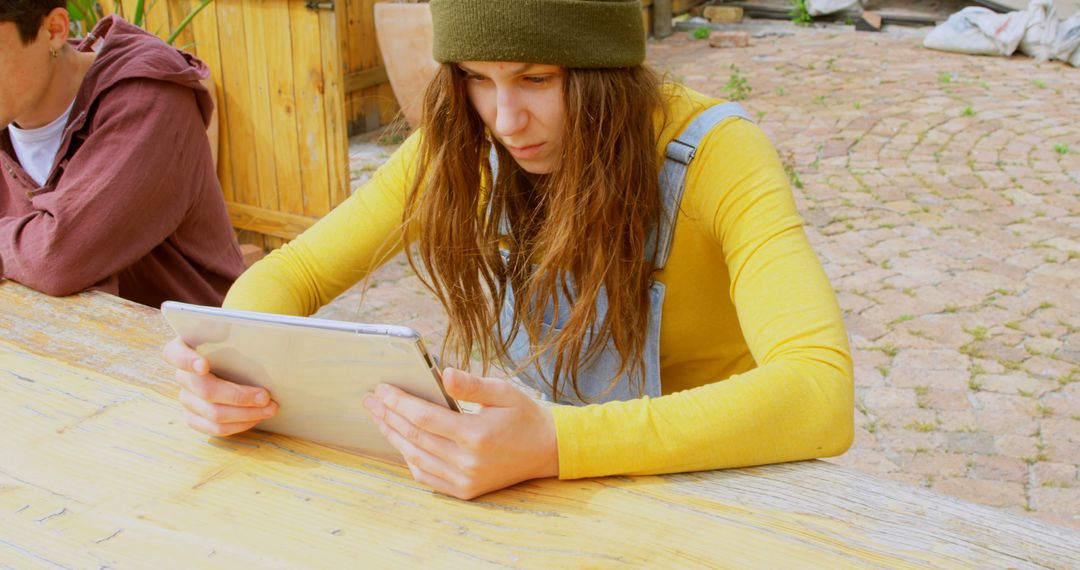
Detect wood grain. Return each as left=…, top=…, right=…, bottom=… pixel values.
left=1, top=281, right=1077, bottom=568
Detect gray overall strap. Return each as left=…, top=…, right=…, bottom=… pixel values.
left=647, top=102, right=754, bottom=270
left=487, top=145, right=512, bottom=235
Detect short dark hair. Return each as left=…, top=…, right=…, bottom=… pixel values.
left=0, top=0, right=66, bottom=44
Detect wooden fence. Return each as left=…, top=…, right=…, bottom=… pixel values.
left=108, top=0, right=398, bottom=250
left=103, top=0, right=702, bottom=249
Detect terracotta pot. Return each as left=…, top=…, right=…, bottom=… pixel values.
left=374, top=3, right=439, bottom=129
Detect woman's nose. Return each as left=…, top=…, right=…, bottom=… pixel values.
left=493, top=90, right=527, bottom=138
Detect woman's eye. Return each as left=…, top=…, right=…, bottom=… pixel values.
left=524, top=76, right=550, bottom=85
left=466, top=74, right=489, bottom=82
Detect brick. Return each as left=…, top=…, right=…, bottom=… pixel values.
left=708, top=31, right=749, bottom=49
left=239, top=243, right=264, bottom=267
left=855, top=11, right=882, bottom=32
left=703, top=6, right=743, bottom=23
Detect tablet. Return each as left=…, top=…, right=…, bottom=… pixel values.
left=161, top=301, right=459, bottom=461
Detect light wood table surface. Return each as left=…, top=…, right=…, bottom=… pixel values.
left=1, top=280, right=1077, bottom=568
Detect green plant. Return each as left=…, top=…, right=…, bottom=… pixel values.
left=66, top=0, right=101, bottom=35
left=692, top=25, right=710, bottom=40
left=962, top=106, right=975, bottom=117
left=1054, top=143, right=1071, bottom=155
left=724, top=64, right=752, bottom=101
left=783, top=161, right=803, bottom=190
left=789, top=0, right=813, bottom=26
left=68, top=0, right=214, bottom=45
left=937, top=72, right=953, bottom=84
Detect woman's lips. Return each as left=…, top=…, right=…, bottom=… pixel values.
left=505, top=142, right=544, bottom=159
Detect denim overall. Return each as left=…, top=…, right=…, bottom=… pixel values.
left=494, top=102, right=753, bottom=405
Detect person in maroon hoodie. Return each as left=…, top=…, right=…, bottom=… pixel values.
left=0, top=1, right=245, bottom=307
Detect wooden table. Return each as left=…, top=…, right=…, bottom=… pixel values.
left=1, top=280, right=1077, bottom=568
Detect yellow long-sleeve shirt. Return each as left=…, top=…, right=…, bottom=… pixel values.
left=224, top=86, right=854, bottom=480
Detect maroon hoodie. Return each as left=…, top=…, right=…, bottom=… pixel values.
left=0, top=16, right=245, bottom=307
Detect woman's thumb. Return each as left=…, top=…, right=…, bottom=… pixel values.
left=443, top=368, right=516, bottom=407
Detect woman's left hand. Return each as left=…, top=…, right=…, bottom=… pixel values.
left=362, top=368, right=559, bottom=500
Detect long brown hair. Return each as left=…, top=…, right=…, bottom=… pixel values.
left=403, top=63, right=665, bottom=402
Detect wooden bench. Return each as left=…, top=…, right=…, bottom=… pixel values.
left=1, top=280, right=1077, bottom=566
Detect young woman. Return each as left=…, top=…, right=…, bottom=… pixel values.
left=164, top=0, right=854, bottom=500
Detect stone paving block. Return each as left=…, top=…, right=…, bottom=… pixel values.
left=971, top=455, right=1029, bottom=483
left=943, top=432, right=997, bottom=455
left=909, top=452, right=969, bottom=478
left=1032, top=487, right=1080, bottom=517
left=994, top=435, right=1041, bottom=459
left=936, top=411, right=978, bottom=432
left=1033, top=462, right=1078, bottom=486
left=974, top=410, right=1038, bottom=437
left=860, top=387, right=917, bottom=411
left=888, top=367, right=970, bottom=391
left=892, top=349, right=969, bottom=372
left=919, top=389, right=972, bottom=411
left=933, top=478, right=1026, bottom=508
left=977, top=374, right=1057, bottom=397
left=1045, top=440, right=1080, bottom=465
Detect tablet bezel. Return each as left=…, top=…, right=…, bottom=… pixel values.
left=161, top=301, right=459, bottom=461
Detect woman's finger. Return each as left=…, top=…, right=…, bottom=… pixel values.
left=175, top=369, right=270, bottom=408
left=371, top=397, right=458, bottom=460
left=182, top=409, right=262, bottom=437
left=374, top=412, right=463, bottom=489
left=179, top=388, right=277, bottom=426
left=369, top=384, right=469, bottom=441
left=162, top=337, right=209, bottom=374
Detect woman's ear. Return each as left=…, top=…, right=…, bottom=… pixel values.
left=41, top=7, right=71, bottom=52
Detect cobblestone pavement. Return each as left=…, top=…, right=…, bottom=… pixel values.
left=323, top=22, right=1080, bottom=530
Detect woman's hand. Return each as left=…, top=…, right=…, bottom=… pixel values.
left=162, top=337, right=277, bottom=436
left=362, top=368, right=559, bottom=500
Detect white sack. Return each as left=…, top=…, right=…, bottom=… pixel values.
left=807, top=0, right=860, bottom=17
left=1055, top=13, right=1080, bottom=65
left=1019, top=0, right=1061, bottom=61
left=923, top=7, right=1030, bottom=56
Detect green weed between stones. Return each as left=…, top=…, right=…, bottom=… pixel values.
left=789, top=0, right=813, bottom=25
left=692, top=26, right=710, bottom=40
left=1054, top=143, right=1071, bottom=155
left=724, top=64, right=753, bottom=101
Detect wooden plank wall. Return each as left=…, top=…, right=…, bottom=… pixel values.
left=343, top=0, right=400, bottom=136
left=641, top=0, right=709, bottom=36
left=103, top=0, right=354, bottom=250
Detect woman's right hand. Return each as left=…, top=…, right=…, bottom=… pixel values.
left=163, top=337, right=278, bottom=436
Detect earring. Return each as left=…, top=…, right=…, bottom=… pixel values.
left=50, top=47, right=59, bottom=58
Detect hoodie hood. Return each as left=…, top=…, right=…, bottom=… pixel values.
left=75, top=16, right=213, bottom=127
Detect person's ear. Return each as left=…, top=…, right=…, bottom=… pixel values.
left=41, top=7, right=71, bottom=52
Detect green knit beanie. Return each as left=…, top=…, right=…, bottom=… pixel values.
left=430, top=0, right=646, bottom=68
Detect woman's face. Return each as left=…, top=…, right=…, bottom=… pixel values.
left=458, top=61, right=565, bottom=175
